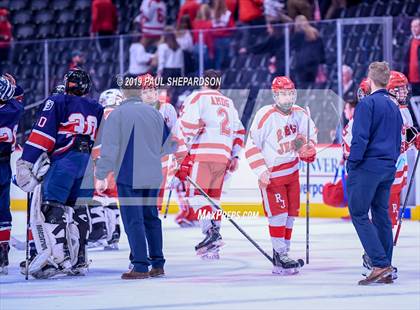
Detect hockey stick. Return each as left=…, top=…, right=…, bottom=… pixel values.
left=305, top=106, right=311, bottom=264
left=163, top=183, right=173, bottom=219
left=394, top=150, right=419, bottom=246
left=25, top=192, right=32, bottom=280
left=186, top=176, right=274, bottom=264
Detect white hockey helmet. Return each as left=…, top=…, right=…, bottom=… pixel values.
left=99, top=88, right=123, bottom=107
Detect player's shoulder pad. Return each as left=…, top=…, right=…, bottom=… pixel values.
left=255, top=104, right=277, bottom=129
left=42, top=94, right=64, bottom=111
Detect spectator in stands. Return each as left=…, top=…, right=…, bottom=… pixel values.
left=0, top=9, right=12, bottom=64
left=136, top=0, right=167, bottom=46
left=176, top=15, right=194, bottom=52
left=342, top=64, right=355, bottom=101
left=128, top=38, right=155, bottom=76
left=69, top=50, right=86, bottom=70
left=157, top=27, right=184, bottom=82
left=211, top=0, right=235, bottom=70
left=404, top=18, right=420, bottom=96
left=239, top=22, right=285, bottom=77
left=192, top=4, right=215, bottom=69
left=291, top=15, right=325, bottom=88
left=238, top=0, right=265, bottom=49
left=287, top=0, right=314, bottom=21
left=226, top=0, right=238, bottom=21
left=264, top=0, right=293, bottom=24
left=177, top=0, right=200, bottom=26
left=323, top=0, right=347, bottom=20
left=177, top=15, right=195, bottom=75
left=91, top=0, right=118, bottom=50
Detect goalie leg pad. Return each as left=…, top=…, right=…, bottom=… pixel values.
left=71, top=205, right=90, bottom=268
left=104, top=203, right=121, bottom=244
left=87, top=205, right=107, bottom=244
left=29, top=186, right=71, bottom=275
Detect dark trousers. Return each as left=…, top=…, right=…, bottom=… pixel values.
left=117, top=184, right=165, bottom=273
left=0, top=161, right=12, bottom=228
left=347, top=167, right=396, bottom=268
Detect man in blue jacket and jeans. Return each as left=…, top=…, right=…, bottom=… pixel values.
left=347, top=62, right=403, bottom=285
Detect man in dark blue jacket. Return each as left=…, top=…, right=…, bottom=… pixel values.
left=347, top=62, right=403, bottom=285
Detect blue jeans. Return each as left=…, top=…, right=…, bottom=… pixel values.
left=0, top=161, right=12, bottom=228
left=118, top=184, right=164, bottom=272
left=347, top=167, right=395, bottom=268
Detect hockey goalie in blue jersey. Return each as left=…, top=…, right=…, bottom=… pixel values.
left=16, top=69, right=104, bottom=279
left=0, top=74, right=24, bottom=275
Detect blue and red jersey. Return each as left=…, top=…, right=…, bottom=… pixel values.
left=22, top=94, right=104, bottom=164
left=0, top=99, right=24, bottom=155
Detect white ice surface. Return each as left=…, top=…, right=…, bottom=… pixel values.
left=1, top=212, right=419, bottom=310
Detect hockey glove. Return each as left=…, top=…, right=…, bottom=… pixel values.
left=175, top=155, right=193, bottom=182
left=292, top=134, right=307, bottom=152
left=258, top=170, right=271, bottom=188
left=299, top=143, right=316, bottom=163
left=416, top=133, right=420, bottom=150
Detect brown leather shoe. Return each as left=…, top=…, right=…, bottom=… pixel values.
left=376, top=274, right=393, bottom=284
left=358, top=266, right=393, bottom=285
left=121, top=269, right=149, bottom=280
left=149, top=267, right=165, bottom=277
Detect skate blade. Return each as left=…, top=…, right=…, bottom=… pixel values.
left=196, top=240, right=225, bottom=256
left=272, top=266, right=299, bottom=275
left=104, top=243, right=119, bottom=251
left=87, top=239, right=108, bottom=249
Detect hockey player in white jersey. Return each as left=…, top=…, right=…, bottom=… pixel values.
left=138, top=0, right=166, bottom=44
left=245, top=76, right=317, bottom=274
left=177, top=70, right=245, bottom=259
left=89, top=89, right=123, bottom=250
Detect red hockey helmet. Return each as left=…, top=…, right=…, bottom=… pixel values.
left=357, top=78, right=371, bottom=101
left=271, top=76, right=296, bottom=113
left=387, top=71, right=409, bottom=105
left=272, top=76, right=295, bottom=92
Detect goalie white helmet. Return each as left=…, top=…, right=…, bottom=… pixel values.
left=99, top=89, right=123, bottom=107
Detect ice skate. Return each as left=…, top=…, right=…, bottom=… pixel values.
left=195, top=226, right=224, bottom=258
left=272, top=250, right=302, bottom=275
left=0, top=242, right=10, bottom=275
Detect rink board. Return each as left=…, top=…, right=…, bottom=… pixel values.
left=9, top=146, right=420, bottom=220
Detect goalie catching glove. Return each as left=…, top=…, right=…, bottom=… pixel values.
left=16, top=153, right=50, bottom=192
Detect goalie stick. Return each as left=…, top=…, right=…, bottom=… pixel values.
left=186, top=176, right=274, bottom=264
left=393, top=150, right=419, bottom=246
left=25, top=192, right=32, bottom=280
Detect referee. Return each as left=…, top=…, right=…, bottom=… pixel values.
left=347, top=62, right=403, bottom=285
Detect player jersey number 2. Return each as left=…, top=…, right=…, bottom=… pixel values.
left=217, top=108, right=231, bottom=136
left=69, top=113, right=98, bottom=139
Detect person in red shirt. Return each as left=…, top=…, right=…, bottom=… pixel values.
left=91, top=0, right=118, bottom=50
left=238, top=0, right=265, bottom=49
left=0, top=9, right=12, bottom=63
left=192, top=4, right=215, bottom=69
left=177, top=0, right=200, bottom=26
